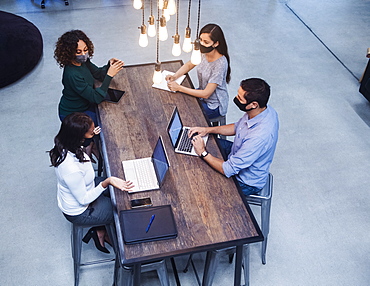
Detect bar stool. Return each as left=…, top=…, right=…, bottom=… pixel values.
left=246, top=172, right=273, bottom=265
left=71, top=223, right=115, bottom=286
left=209, top=115, right=226, bottom=139
left=116, top=259, right=170, bottom=286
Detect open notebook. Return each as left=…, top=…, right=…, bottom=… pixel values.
left=152, top=70, right=186, bottom=92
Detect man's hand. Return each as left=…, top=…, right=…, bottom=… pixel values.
left=189, top=127, right=208, bottom=137
left=191, top=135, right=206, bottom=156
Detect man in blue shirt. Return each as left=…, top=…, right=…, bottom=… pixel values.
left=190, top=78, right=279, bottom=196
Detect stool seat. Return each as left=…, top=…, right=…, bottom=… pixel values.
left=209, top=115, right=226, bottom=139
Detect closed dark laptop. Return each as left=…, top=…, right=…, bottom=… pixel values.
left=120, top=205, right=177, bottom=244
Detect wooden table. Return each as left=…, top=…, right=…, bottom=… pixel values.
left=97, top=60, right=263, bottom=286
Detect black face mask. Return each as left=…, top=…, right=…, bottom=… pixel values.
left=233, top=97, right=256, bottom=112
left=75, top=53, right=89, bottom=63
left=200, top=44, right=215, bottom=54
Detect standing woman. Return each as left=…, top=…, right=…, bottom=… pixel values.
left=54, top=29, right=124, bottom=125
left=49, top=113, right=133, bottom=253
left=166, top=23, right=231, bottom=119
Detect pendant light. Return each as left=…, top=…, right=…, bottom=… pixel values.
left=138, top=3, right=148, bottom=47
left=148, top=0, right=156, bottom=37
left=167, top=0, right=176, bottom=15
left=171, top=0, right=181, bottom=57
left=163, top=0, right=170, bottom=22
left=133, top=0, right=142, bottom=10
left=182, top=0, right=192, bottom=53
left=159, top=14, right=168, bottom=41
left=190, top=0, right=202, bottom=65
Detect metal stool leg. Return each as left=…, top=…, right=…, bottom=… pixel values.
left=202, top=251, right=221, bottom=286
left=72, top=225, right=84, bottom=286
left=261, top=198, right=271, bottom=264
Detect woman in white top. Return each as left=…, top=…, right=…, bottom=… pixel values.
left=166, top=23, right=231, bottom=119
left=49, top=112, right=133, bottom=253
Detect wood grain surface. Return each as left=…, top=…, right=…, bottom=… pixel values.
left=98, top=61, right=262, bottom=265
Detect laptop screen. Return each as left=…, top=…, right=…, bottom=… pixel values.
left=167, top=107, right=183, bottom=147
left=152, top=137, right=170, bottom=185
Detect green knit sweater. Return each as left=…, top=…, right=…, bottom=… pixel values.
left=58, top=59, right=112, bottom=116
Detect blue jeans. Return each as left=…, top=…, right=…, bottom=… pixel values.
left=200, top=100, right=221, bottom=119
left=63, top=178, right=113, bottom=226
left=218, top=139, right=261, bottom=196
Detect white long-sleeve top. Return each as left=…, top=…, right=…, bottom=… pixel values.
left=55, top=151, right=106, bottom=216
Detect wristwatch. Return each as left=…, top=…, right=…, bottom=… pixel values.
left=200, top=150, right=209, bottom=159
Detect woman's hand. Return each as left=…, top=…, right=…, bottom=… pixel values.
left=104, top=176, right=134, bottom=191
left=93, top=126, right=101, bottom=135
left=167, top=81, right=181, bottom=92
left=165, top=74, right=176, bottom=82
left=107, top=60, right=124, bottom=77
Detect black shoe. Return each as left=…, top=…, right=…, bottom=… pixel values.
left=82, top=227, right=110, bottom=254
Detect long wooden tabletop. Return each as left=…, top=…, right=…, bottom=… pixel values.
left=97, top=60, right=262, bottom=268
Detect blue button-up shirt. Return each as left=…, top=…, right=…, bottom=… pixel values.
left=222, top=105, right=279, bottom=189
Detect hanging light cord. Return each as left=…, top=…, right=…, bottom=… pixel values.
left=175, top=0, right=180, bottom=34
left=156, top=0, right=160, bottom=63
left=186, top=0, right=191, bottom=28
left=150, top=0, right=153, bottom=16
left=195, top=0, right=201, bottom=37
left=142, top=1, right=145, bottom=26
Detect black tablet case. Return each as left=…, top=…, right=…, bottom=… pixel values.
left=119, top=205, right=177, bottom=244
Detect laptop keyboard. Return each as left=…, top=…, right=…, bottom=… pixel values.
left=134, top=159, right=158, bottom=190
left=178, top=128, right=193, bottom=153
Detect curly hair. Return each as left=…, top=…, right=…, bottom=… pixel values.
left=49, top=112, right=93, bottom=167
left=54, top=30, right=94, bottom=68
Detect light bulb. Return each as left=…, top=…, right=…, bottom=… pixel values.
left=191, top=39, right=202, bottom=65
left=158, top=0, right=164, bottom=9
left=182, top=27, right=192, bottom=53
left=148, top=15, right=156, bottom=37
left=172, top=34, right=181, bottom=57
left=172, top=43, right=181, bottom=57
left=167, top=0, right=176, bottom=15
left=163, top=9, right=170, bottom=22
left=159, top=16, right=168, bottom=41
left=139, top=33, right=148, bottom=47
left=133, top=0, right=142, bottom=9
left=153, top=63, right=162, bottom=84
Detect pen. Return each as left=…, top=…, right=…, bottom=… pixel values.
left=146, top=215, right=155, bottom=233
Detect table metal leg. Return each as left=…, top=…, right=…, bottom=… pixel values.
left=234, top=245, right=243, bottom=286
left=170, top=257, right=182, bottom=286
left=132, top=264, right=141, bottom=286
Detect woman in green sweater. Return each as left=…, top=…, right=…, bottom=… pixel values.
left=54, top=29, right=124, bottom=125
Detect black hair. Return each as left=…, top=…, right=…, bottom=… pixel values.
left=199, top=23, right=231, bottom=83
left=49, top=113, right=93, bottom=167
left=240, top=78, right=270, bottom=108
left=54, top=30, right=94, bottom=68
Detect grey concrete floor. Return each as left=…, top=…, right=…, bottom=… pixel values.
left=0, top=0, right=370, bottom=285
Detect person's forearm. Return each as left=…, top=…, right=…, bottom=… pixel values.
left=173, top=61, right=195, bottom=79
left=202, top=153, right=225, bottom=175
left=177, top=85, right=212, bottom=99
left=207, top=123, right=235, bottom=136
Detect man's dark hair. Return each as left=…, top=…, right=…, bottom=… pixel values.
left=240, top=78, right=270, bottom=108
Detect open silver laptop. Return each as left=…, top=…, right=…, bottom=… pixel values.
left=167, top=106, right=208, bottom=156
left=122, top=136, right=170, bottom=193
